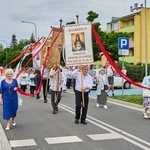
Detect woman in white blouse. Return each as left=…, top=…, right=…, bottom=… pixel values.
left=96, top=67, right=109, bottom=109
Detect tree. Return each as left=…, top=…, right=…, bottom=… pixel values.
left=30, top=32, right=36, bottom=43
left=10, top=34, right=18, bottom=50
left=101, top=32, right=130, bottom=61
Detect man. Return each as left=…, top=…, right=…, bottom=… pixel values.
left=72, top=65, right=93, bottom=125
left=105, top=61, right=116, bottom=96
left=50, top=64, right=63, bottom=114
left=41, top=65, right=50, bottom=103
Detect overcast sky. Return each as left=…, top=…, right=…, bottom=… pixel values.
left=0, top=0, right=149, bottom=47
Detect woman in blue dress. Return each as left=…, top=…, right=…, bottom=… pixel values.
left=0, top=68, right=19, bottom=130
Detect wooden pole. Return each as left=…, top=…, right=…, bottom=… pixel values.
left=81, top=72, right=85, bottom=107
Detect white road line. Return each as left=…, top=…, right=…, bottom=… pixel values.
left=58, top=103, right=150, bottom=150
left=87, top=133, right=122, bottom=141
left=45, top=136, right=82, bottom=144
left=10, top=139, right=36, bottom=148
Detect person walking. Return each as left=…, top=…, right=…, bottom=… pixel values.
left=105, top=61, right=116, bottom=96
left=72, top=65, right=93, bottom=125
left=29, top=69, right=36, bottom=95
left=142, top=75, right=150, bottom=119
left=35, top=69, right=41, bottom=99
left=41, top=65, right=50, bottom=103
left=19, top=69, right=29, bottom=92
left=96, top=67, right=109, bottom=109
left=0, top=69, right=19, bottom=130
left=50, top=64, right=63, bottom=114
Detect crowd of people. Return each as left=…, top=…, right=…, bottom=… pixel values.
left=0, top=61, right=149, bottom=131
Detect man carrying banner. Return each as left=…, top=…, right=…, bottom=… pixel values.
left=50, top=64, right=63, bottom=114
left=72, top=65, right=93, bottom=125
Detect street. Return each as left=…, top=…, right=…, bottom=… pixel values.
left=0, top=88, right=150, bottom=150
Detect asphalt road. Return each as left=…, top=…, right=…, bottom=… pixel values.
left=0, top=88, right=150, bottom=150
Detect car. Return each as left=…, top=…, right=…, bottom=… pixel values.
left=88, top=69, right=131, bottom=89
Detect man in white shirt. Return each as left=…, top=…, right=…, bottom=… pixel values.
left=72, top=65, right=93, bottom=125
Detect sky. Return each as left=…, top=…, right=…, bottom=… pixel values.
left=0, top=0, right=149, bottom=47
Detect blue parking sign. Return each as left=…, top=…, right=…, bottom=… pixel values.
left=118, top=37, right=129, bottom=55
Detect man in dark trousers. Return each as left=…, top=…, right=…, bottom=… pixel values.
left=72, top=65, right=93, bottom=125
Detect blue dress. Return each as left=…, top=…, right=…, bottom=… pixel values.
left=0, top=79, right=18, bottom=120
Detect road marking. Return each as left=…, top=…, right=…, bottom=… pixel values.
left=58, top=103, right=150, bottom=150
left=45, top=136, right=82, bottom=144
left=87, top=133, right=122, bottom=141
left=10, top=139, right=36, bottom=148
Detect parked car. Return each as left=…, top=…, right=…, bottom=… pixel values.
left=88, top=69, right=131, bottom=89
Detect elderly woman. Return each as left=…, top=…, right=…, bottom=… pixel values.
left=96, top=67, right=109, bottom=109
left=0, top=69, right=19, bottom=130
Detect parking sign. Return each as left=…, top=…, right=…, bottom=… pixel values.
left=118, top=37, right=129, bottom=55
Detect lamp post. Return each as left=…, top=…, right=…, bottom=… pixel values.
left=130, top=1, right=148, bottom=76
left=0, top=40, right=8, bottom=65
left=21, top=21, right=37, bottom=40
left=59, top=19, right=63, bottom=27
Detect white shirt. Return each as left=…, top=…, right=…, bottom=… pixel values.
left=72, top=69, right=93, bottom=92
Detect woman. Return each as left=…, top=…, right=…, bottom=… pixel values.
left=19, top=69, right=29, bottom=92
left=0, top=69, right=19, bottom=130
left=96, top=67, right=109, bottom=109
left=142, top=75, right=150, bottom=119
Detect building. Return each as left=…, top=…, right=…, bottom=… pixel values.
left=106, top=7, right=150, bottom=65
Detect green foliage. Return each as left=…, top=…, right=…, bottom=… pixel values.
left=10, top=34, right=18, bottom=50
left=110, top=95, right=143, bottom=105
left=86, top=11, right=99, bottom=22
left=101, top=32, right=130, bottom=61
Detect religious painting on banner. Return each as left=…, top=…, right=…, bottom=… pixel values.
left=40, top=37, right=51, bottom=66
left=64, top=24, right=94, bottom=66
left=46, top=27, right=63, bottom=69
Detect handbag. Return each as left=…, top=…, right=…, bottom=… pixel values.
left=104, top=84, right=108, bottom=90
left=143, top=89, right=150, bottom=97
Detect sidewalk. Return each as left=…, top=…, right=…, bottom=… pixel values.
left=0, top=123, right=11, bottom=150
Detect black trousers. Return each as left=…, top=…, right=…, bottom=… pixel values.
left=51, top=90, right=61, bottom=110
left=30, top=86, right=35, bottom=94
left=42, top=79, right=49, bottom=100
left=21, top=85, right=27, bottom=92
left=75, top=91, right=89, bottom=121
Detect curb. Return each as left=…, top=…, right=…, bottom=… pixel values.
left=0, top=123, right=11, bottom=150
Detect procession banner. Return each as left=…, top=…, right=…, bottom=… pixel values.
left=46, top=27, right=63, bottom=69
left=64, top=24, right=94, bottom=66
left=40, top=37, right=52, bottom=67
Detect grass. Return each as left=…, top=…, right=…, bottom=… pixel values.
left=109, top=94, right=143, bottom=105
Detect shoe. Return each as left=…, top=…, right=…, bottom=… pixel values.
left=75, top=119, right=79, bottom=124
left=81, top=120, right=87, bottom=125
left=144, top=113, right=149, bottom=119
left=36, top=96, right=40, bottom=99
left=112, top=93, right=115, bottom=96
left=104, top=105, right=108, bottom=109
left=96, top=103, right=100, bottom=108
left=53, top=109, right=57, bottom=114
left=5, top=125, right=10, bottom=131
left=44, top=99, right=47, bottom=103
left=12, top=122, right=16, bottom=126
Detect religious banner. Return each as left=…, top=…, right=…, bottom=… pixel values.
left=46, top=27, right=63, bottom=69
left=64, top=24, right=94, bottom=66
left=40, top=37, right=51, bottom=66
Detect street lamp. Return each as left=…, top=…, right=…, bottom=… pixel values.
left=130, top=1, right=148, bottom=76
left=59, top=19, right=63, bottom=27
left=0, top=40, right=8, bottom=65
left=21, top=21, right=37, bottom=40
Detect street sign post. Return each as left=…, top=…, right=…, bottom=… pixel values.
left=118, top=37, right=129, bottom=55
left=118, top=37, right=129, bottom=96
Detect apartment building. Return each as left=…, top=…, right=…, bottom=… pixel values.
left=106, top=7, right=150, bottom=64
